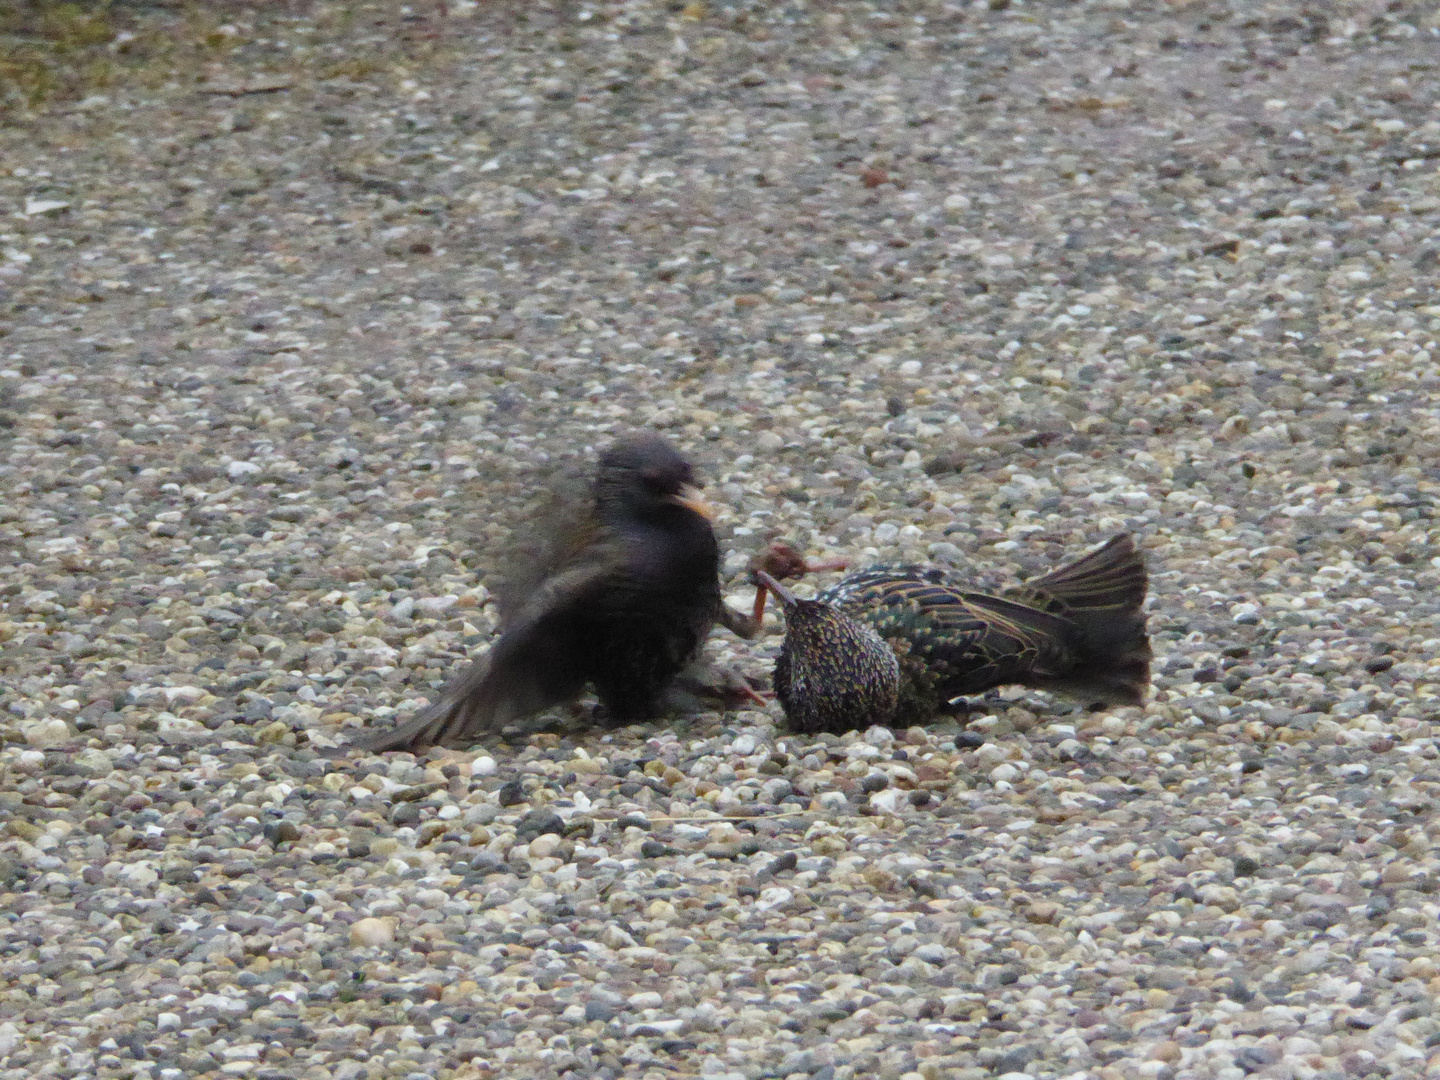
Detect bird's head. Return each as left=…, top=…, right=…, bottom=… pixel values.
left=597, top=433, right=714, bottom=521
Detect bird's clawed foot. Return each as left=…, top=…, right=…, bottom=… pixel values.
left=737, top=684, right=775, bottom=708
left=745, top=541, right=850, bottom=625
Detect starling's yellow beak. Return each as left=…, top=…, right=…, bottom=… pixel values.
left=670, top=483, right=715, bottom=521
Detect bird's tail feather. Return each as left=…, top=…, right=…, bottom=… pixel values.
left=348, top=654, right=502, bottom=754
left=1017, top=533, right=1148, bottom=613
left=1012, top=534, right=1152, bottom=705
left=350, top=636, right=582, bottom=753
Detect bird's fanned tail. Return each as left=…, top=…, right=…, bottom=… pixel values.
left=1007, top=534, right=1152, bottom=705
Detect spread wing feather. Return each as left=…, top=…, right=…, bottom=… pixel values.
left=352, top=536, right=628, bottom=753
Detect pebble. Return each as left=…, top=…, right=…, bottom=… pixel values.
left=23, top=718, right=72, bottom=748
left=348, top=918, right=395, bottom=947
left=263, top=820, right=301, bottom=846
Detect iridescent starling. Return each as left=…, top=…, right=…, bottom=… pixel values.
left=756, top=534, right=1152, bottom=734
left=356, top=434, right=737, bottom=752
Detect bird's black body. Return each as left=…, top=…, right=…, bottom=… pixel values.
left=355, top=434, right=724, bottom=751
left=764, top=535, right=1152, bottom=734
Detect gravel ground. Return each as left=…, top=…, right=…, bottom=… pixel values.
left=4, top=2, right=1440, bottom=1078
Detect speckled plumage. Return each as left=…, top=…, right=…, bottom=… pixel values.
left=757, top=571, right=901, bottom=737
left=763, top=534, right=1152, bottom=734
left=355, top=434, right=725, bottom=752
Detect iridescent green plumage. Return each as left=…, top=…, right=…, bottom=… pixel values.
left=760, top=534, right=1152, bottom=734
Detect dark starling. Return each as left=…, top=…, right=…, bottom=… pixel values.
left=756, top=534, right=1152, bottom=734
left=355, top=433, right=730, bottom=752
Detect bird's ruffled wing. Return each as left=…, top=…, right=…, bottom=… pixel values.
left=823, top=569, right=1080, bottom=697
left=352, top=532, right=630, bottom=752
left=488, top=462, right=599, bottom=628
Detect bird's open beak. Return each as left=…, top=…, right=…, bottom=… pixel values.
left=670, top=483, right=716, bottom=521
left=754, top=570, right=797, bottom=612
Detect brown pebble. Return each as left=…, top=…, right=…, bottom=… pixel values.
left=1382, top=861, right=1414, bottom=884
left=1026, top=901, right=1060, bottom=925
left=350, top=917, right=395, bottom=947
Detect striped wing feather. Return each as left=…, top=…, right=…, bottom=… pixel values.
left=823, top=571, right=1080, bottom=699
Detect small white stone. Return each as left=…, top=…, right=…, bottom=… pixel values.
left=120, top=862, right=159, bottom=887
left=390, top=596, right=415, bottom=620
left=990, top=762, right=1019, bottom=783
left=24, top=199, right=69, bottom=216
left=755, top=886, right=794, bottom=910
left=869, top=788, right=903, bottom=814
left=529, top=834, right=562, bottom=859
left=156, top=1013, right=182, bottom=1031
left=471, top=755, right=497, bottom=776
left=227, top=460, right=261, bottom=478
left=1291, top=949, right=1329, bottom=975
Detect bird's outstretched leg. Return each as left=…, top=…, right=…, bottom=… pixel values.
left=736, top=682, right=773, bottom=708
left=742, top=541, right=850, bottom=628
left=717, top=603, right=764, bottom=640
left=665, top=662, right=772, bottom=712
